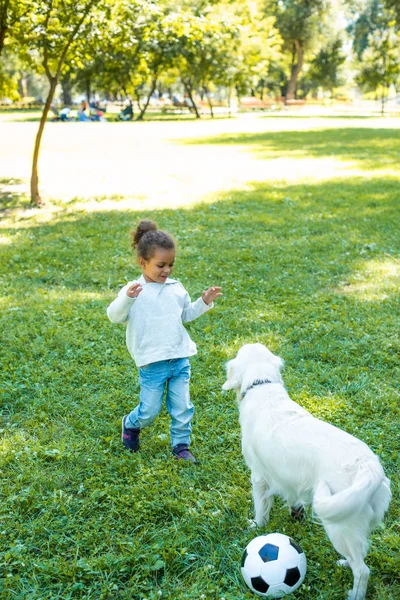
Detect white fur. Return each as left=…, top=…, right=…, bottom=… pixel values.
left=223, top=343, right=391, bottom=600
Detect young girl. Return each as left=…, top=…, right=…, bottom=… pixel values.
left=107, top=220, right=222, bottom=463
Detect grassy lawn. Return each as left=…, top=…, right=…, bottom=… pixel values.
left=0, top=115, right=399, bottom=599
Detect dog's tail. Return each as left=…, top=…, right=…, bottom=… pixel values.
left=313, top=462, right=389, bottom=523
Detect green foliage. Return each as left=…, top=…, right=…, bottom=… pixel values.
left=384, top=0, right=400, bottom=21
left=304, top=37, right=346, bottom=95
left=6, top=0, right=398, bottom=105
left=19, top=0, right=108, bottom=78
left=349, top=0, right=386, bottom=60
left=269, top=0, right=329, bottom=49
left=0, top=50, right=20, bottom=99
left=262, top=0, right=334, bottom=98
left=0, top=0, right=32, bottom=54
left=0, top=116, right=399, bottom=598
left=356, top=26, right=400, bottom=109
left=350, top=1, right=400, bottom=113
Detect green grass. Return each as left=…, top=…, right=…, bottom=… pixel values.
left=182, top=127, right=400, bottom=170
left=0, top=116, right=399, bottom=599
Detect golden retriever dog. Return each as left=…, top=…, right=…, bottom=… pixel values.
left=223, top=343, right=391, bottom=600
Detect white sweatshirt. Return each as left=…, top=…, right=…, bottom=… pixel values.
left=107, top=275, right=213, bottom=367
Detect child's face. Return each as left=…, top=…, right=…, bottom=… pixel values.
left=139, top=248, right=176, bottom=283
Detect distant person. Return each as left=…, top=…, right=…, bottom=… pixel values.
left=90, top=107, right=106, bottom=122
left=60, top=107, right=72, bottom=122
left=117, top=103, right=134, bottom=121
left=184, top=94, right=194, bottom=108
left=107, top=220, right=222, bottom=463
left=77, top=100, right=89, bottom=121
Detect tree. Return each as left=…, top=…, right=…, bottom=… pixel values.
left=1, top=0, right=33, bottom=100
left=16, top=0, right=108, bottom=205
left=0, top=0, right=31, bottom=56
left=383, top=0, right=400, bottom=21
left=349, top=0, right=384, bottom=59
left=0, top=46, right=20, bottom=99
left=223, top=1, right=282, bottom=100
left=356, top=16, right=400, bottom=114
left=306, top=37, right=346, bottom=96
left=135, top=9, right=185, bottom=120
left=264, top=0, right=331, bottom=100
left=174, top=9, right=241, bottom=118
left=350, top=0, right=400, bottom=114
left=90, top=0, right=156, bottom=117
left=175, top=2, right=281, bottom=116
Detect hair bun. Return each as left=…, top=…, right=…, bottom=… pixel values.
left=133, top=220, right=157, bottom=248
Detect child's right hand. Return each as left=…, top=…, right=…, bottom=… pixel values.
left=126, top=283, right=143, bottom=298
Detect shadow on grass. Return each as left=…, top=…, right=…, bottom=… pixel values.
left=180, top=127, right=400, bottom=171
left=0, top=177, right=24, bottom=185
left=0, top=178, right=29, bottom=211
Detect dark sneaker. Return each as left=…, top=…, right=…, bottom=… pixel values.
left=172, top=444, right=197, bottom=463
left=121, top=416, right=140, bottom=452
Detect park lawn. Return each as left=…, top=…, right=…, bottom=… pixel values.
left=0, top=116, right=399, bottom=599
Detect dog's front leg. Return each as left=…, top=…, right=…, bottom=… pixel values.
left=347, top=560, right=370, bottom=600
left=251, top=474, right=273, bottom=526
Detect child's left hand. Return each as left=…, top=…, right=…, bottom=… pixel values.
left=202, top=286, right=223, bottom=305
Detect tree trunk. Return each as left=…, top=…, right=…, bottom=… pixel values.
left=183, top=81, right=200, bottom=118
left=86, top=76, right=91, bottom=104
left=135, top=90, right=143, bottom=113
left=0, top=0, right=9, bottom=56
left=17, top=76, right=27, bottom=99
left=381, top=89, right=386, bottom=116
left=286, top=40, right=304, bottom=102
left=61, top=73, right=73, bottom=105
left=0, top=26, right=6, bottom=56
left=121, top=86, right=134, bottom=118
left=136, top=76, right=158, bottom=121
left=204, top=86, right=214, bottom=118
left=31, top=79, right=57, bottom=206
left=30, top=0, right=96, bottom=206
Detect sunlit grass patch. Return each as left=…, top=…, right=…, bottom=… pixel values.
left=336, top=258, right=400, bottom=301
left=185, top=128, right=400, bottom=176
left=1, top=115, right=400, bottom=211
left=0, top=235, right=13, bottom=245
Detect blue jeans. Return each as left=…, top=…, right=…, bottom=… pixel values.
left=125, top=358, right=194, bottom=448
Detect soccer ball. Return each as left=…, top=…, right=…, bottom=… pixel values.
left=241, top=533, right=306, bottom=598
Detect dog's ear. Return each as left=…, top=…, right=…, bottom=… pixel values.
left=271, top=355, right=284, bottom=371
left=222, top=359, right=241, bottom=391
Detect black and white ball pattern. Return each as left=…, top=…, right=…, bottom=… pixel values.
left=241, top=533, right=307, bottom=598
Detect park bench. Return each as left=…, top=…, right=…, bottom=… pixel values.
left=239, top=97, right=282, bottom=111
left=283, top=99, right=306, bottom=108
left=161, top=105, right=193, bottom=114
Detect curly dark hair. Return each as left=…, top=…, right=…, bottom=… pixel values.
left=131, top=220, right=175, bottom=260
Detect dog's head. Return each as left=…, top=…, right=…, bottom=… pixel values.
left=222, top=343, right=284, bottom=399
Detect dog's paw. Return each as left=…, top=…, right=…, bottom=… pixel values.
left=290, top=505, right=305, bottom=521
left=337, top=559, right=349, bottom=568
left=247, top=519, right=258, bottom=529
